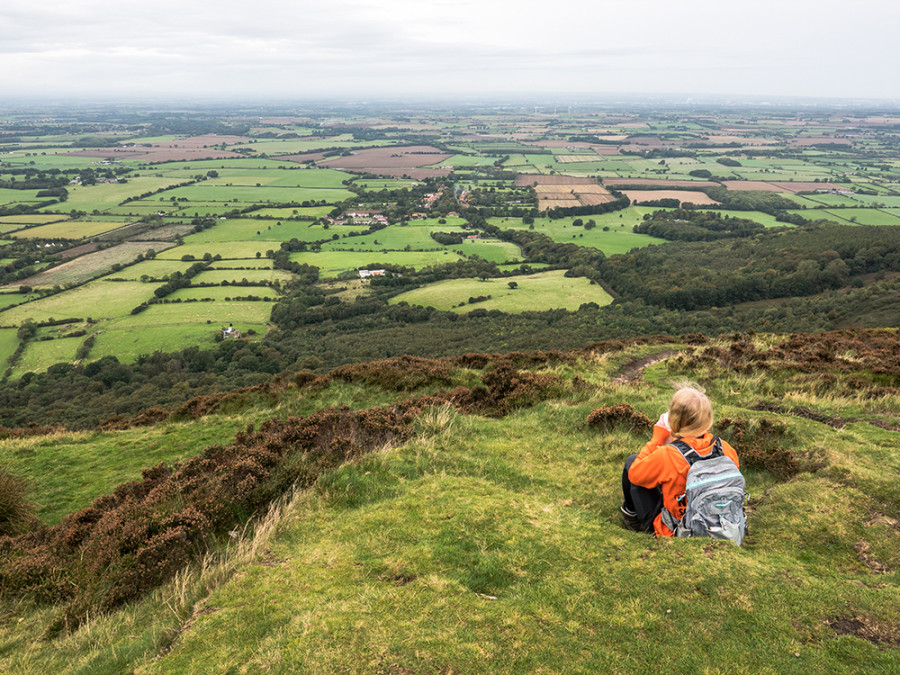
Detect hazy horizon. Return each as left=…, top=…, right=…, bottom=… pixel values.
left=2, top=0, right=899, bottom=103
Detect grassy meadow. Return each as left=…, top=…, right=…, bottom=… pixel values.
left=390, top=269, right=614, bottom=313
left=1, top=336, right=897, bottom=673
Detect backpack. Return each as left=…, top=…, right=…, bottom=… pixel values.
left=660, top=437, right=748, bottom=546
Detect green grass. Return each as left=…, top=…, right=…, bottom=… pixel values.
left=157, top=242, right=273, bottom=260
left=12, top=337, right=84, bottom=378
left=9, top=220, right=129, bottom=240
left=823, top=208, right=900, bottom=226
left=0, top=326, right=19, bottom=365
left=37, top=177, right=187, bottom=214
left=252, top=206, right=335, bottom=218
left=87, top=322, right=229, bottom=363
left=489, top=210, right=665, bottom=255
left=0, top=214, right=66, bottom=226
left=112, top=259, right=197, bottom=280
left=190, top=269, right=293, bottom=285
left=0, top=281, right=152, bottom=325
left=389, top=269, right=613, bottom=313
left=109, top=300, right=272, bottom=327
left=322, top=217, right=469, bottom=250
left=157, top=184, right=355, bottom=204
left=183, top=218, right=333, bottom=244
left=0, top=419, right=247, bottom=524
left=3, top=346, right=895, bottom=673
left=168, top=287, right=278, bottom=302
left=290, top=250, right=468, bottom=278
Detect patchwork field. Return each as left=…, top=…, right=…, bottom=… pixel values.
left=319, top=145, right=452, bottom=177
left=489, top=210, right=665, bottom=255
left=290, top=250, right=469, bottom=278
left=8, top=220, right=130, bottom=240
left=623, top=190, right=721, bottom=206
left=0, top=280, right=151, bottom=324
left=389, top=269, right=614, bottom=313
left=5, top=242, right=174, bottom=289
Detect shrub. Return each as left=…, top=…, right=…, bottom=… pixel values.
left=584, top=404, right=652, bottom=434
left=0, top=467, right=38, bottom=536
left=716, top=417, right=799, bottom=480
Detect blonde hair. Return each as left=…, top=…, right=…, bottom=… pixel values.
left=668, top=385, right=713, bottom=439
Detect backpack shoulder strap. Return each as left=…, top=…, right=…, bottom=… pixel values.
left=670, top=436, right=724, bottom=467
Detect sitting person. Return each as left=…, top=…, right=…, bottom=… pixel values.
left=621, top=386, right=741, bottom=536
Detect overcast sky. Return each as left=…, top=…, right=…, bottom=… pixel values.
left=2, top=0, right=898, bottom=103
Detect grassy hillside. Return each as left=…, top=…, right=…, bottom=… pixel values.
left=1, top=332, right=898, bottom=673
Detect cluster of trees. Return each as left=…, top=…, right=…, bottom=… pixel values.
left=599, top=224, right=900, bottom=310
left=430, top=231, right=464, bottom=245
left=633, top=209, right=766, bottom=241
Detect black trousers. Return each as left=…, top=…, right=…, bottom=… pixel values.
left=622, top=454, right=662, bottom=532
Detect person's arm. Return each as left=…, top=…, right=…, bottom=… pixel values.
left=648, top=412, right=670, bottom=447
left=628, top=441, right=666, bottom=488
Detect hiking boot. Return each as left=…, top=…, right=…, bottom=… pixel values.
left=620, top=503, right=642, bottom=532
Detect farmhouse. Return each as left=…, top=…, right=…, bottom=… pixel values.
left=358, top=269, right=386, bottom=280
left=221, top=325, right=242, bottom=339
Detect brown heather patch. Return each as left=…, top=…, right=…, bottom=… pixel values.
left=715, top=417, right=803, bottom=481
left=0, top=352, right=570, bottom=634
left=0, top=423, right=67, bottom=440
left=330, top=355, right=455, bottom=392
left=584, top=404, right=653, bottom=434
left=0, top=402, right=427, bottom=634
left=678, top=330, right=900, bottom=385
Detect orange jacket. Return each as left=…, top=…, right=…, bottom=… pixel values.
left=629, top=429, right=740, bottom=537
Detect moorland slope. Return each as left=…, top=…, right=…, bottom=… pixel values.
left=1, top=330, right=898, bottom=673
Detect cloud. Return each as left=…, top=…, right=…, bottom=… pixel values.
left=1, top=0, right=897, bottom=100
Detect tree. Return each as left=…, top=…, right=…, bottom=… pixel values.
left=508, top=281, right=518, bottom=290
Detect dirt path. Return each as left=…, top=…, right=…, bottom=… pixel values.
left=611, top=349, right=679, bottom=384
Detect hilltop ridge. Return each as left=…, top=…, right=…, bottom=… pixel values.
left=1, top=329, right=898, bottom=673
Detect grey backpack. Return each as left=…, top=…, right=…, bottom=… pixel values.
left=661, top=437, right=747, bottom=546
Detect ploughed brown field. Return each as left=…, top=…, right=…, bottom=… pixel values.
left=603, top=178, right=719, bottom=188
left=623, top=190, right=721, bottom=205
left=721, top=181, right=843, bottom=193
left=515, top=174, right=597, bottom=186
left=538, top=198, right=582, bottom=210
left=318, top=145, right=451, bottom=171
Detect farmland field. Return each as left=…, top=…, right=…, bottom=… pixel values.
left=112, top=259, right=196, bottom=280
left=0, top=214, right=65, bottom=225
left=0, top=280, right=151, bottom=324
left=622, top=190, right=720, bottom=205
left=184, top=218, right=333, bottom=243
left=0, top=327, right=19, bottom=366
left=290, top=250, right=468, bottom=277
left=190, top=268, right=293, bottom=284
left=157, top=241, right=273, bottom=260
left=13, top=337, right=85, bottom=378
left=4, top=242, right=174, bottom=289
left=38, top=176, right=188, bottom=213
left=87, top=322, right=236, bottom=363
left=389, top=269, right=613, bottom=313
left=141, top=184, right=355, bottom=204
left=489, top=210, right=665, bottom=255
left=168, top=287, right=278, bottom=301
left=108, top=300, right=272, bottom=328
left=9, top=220, right=130, bottom=240
left=0, top=103, right=899, bottom=380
